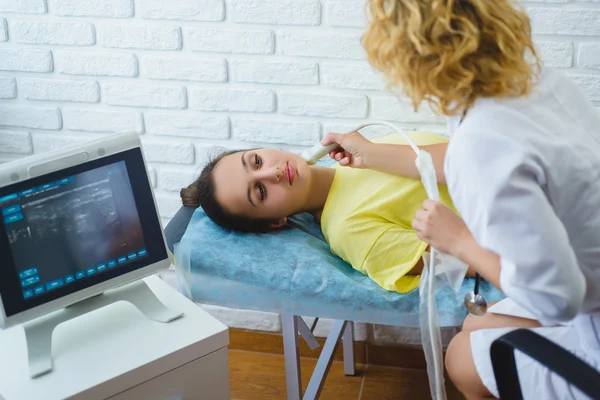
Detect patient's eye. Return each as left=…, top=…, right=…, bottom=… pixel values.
left=254, top=155, right=261, bottom=169
left=258, top=184, right=266, bottom=201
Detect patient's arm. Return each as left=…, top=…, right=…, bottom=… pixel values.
left=366, top=141, right=448, bottom=184
left=349, top=226, right=475, bottom=294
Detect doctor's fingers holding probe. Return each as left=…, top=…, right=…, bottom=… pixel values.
left=327, top=0, right=600, bottom=399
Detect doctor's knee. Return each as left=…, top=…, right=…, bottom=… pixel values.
left=445, top=331, right=473, bottom=384
left=446, top=332, right=494, bottom=399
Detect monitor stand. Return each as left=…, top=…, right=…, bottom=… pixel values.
left=22, top=279, right=184, bottom=379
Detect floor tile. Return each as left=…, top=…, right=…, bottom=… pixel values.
left=227, top=349, right=465, bottom=400
left=229, top=350, right=364, bottom=400
left=229, top=329, right=367, bottom=365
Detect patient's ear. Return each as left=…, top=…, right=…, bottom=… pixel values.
left=270, top=217, right=287, bottom=229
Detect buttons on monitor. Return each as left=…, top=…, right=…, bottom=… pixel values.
left=19, top=245, right=150, bottom=301
left=45, top=278, right=64, bottom=291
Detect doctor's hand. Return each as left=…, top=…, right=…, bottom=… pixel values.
left=321, top=131, right=373, bottom=169
left=412, top=199, right=471, bottom=257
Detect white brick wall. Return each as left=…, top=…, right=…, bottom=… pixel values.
left=232, top=118, right=320, bottom=145
left=142, top=137, right=195, bottom=164
left=0, top=0, right=599, bottom=341
left=139, top=0, right=224, bottom=22
left=98, top=23, right=181, bottom=50
left=0, top=76, right=16, bottom=99
left=145, top=112, right=229, bottom=138
left=0, top=18, right=7, bottom=41
left=21, top=78, right=100, bottom=102
left=326, top=0, right=367, bottom=28
left=189, top=87, right=275, bottom=112
left=322, top=62, right=386, bottom=90
left=230, top=0, right=321, bottom=26
left=279, top=31, right=364, bottom=59
left=104, top=82, right=187, bottom=108
left=186, top=27, right=274, bottom=54
left=279, top=92, right=368, bottom=118
left=55, top=0, right=134, bottom=18
left=579, top=43, right=600, bottom=69
left=0, top=49, right=53, bottom=72
left=0, top=105, right=61, bottom=129
left=536, top=41, right=574, bottom=68
left=157, top=166, right=200, bottom=192
left=63, top=108, right=144, bottom=133
left=13, top=20, right=95, bottom=46
left=56, top=51, right=138, bottom=77
left=529, top=8, right=600, bottom=35
left=31, top=132, right=101, bottom=153
left=0, top=0, right=46, bottom=14
left=230, top=59, right=319, bottom=85
left=141, top=55, right=226, bottom=82
left=569, top=74, right=600, bottom=101
left=0, top=130, right=32, bottom=154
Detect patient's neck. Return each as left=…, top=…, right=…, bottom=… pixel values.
left=302, top=165, right=335, bottom=219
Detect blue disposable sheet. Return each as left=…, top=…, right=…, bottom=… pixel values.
left=174, top=210, right=504, bottom=328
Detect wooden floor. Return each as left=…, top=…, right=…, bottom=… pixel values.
left=228, top=349, right=466, bottom=400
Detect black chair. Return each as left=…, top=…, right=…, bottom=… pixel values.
left=491, top=328, right=600, bottom=399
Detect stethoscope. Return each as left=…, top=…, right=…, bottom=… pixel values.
left=465, top=273, right=487, bottom=316
left=456, top=110, right=488, bottom=317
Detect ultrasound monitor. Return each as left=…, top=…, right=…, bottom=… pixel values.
left=0, top=132, right=174, bottom=333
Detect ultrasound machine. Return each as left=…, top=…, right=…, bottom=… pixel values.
left=0, top=132, right=182, bottom=379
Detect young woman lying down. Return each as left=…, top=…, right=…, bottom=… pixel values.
left=180, top=130, right=474, bottom=294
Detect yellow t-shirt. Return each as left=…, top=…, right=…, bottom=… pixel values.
left=320, top=132, right=457, bottom=294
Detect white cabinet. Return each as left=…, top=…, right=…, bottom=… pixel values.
left=0, top=276, right=230, bottom=400
left=110, top=348, right=230, bottom=400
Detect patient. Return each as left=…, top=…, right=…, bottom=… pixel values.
left=181, top=131, right=469, bottom=294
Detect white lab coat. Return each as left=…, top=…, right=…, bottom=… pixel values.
left=444, top=67, right=600, bottom=399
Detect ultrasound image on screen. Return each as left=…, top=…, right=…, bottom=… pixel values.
left=2, top=161, right=147, bottom=299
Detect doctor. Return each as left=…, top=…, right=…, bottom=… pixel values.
left=323, top=0, right=600, bottom=399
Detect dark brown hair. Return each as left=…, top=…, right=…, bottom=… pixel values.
left=180, top=150, right=279, bottom=233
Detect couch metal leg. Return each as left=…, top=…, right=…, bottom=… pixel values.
left=297, top=316, right=320, bottom=351
left=303, top=320, right=347, bottom=400
left=342, top=321, right=356, bottom=376
left=282, top=314, right=302, bottom=400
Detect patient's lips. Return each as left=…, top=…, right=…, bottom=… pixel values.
left=286, top=162, right=295, bottom=185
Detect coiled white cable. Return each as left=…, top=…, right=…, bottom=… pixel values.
left=353, top=121, right=446, bottom=400
left=302, top=121, right=446, bottom=400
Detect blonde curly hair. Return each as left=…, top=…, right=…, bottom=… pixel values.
left=363, top=0, right=541, bottom=116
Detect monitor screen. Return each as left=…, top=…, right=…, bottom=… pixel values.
left=0, top=148, right=167, bottom=318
